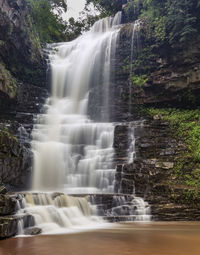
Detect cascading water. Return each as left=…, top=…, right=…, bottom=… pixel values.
left=129, top=20, right=141, bottom=118
left=16, top=13, right=150, bottom=236
left=127, top=20, right=142, bottom=162
left=32, top=12, right=122, bottom=194
left=16, top=193, right=101, bottom=235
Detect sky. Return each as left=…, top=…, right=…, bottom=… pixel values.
left=64, top=0, right=87, bottom=20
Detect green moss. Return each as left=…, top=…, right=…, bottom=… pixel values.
left=181, top=189, right=200, bottom=206
left=131, top=74, right=148, bottom=88
left=0, top=126, right=18, bottom=143
left=0, top=63, right=18, bottom=98
left=145, top=108, right=200, bottom=188
left=0, top=40, right=5, bottom=47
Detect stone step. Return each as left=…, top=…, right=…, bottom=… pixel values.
left=103, top=215, right=150, bottom=222
left=0, top=214, right=34, bottom=239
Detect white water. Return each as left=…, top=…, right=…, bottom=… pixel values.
left=129, top=20, right=141, bottom=118
left=127, top=20, right=141, bottom=163
left=17, top=193, right=104, bottom=235
left=110, top=196, right=151, bottom=221
left=16, top=193, right=150, bottom=236
left=32, top=12, right=122, bottom=194
left=23, top=13, right=151, bottom=236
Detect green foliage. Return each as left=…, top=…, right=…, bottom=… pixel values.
left=131, top=74, right=148, bottom=87
left=132, top=46, right=157, bottom=73
left=146, top=108, right=200, bottom=188
left=65, top=18, right=85, bottom=41
left=50, top=0, right=67, bottom=12
left=124, top=0, right=200, bottom=48
left=185, top=168, right=200, bottom=188
left=0, top=40, right=5, bottom=47
left=166, top=0, right=197, bottom=45
left=25, top=0, right=67, bottom=43
left=153, top=16, right=167, bottom=42
left=85, top=0, right=121, bottom=16
left=65, top=14, right=100, bottom=40
left=124, top=0, right=144, bottom=22
left=0, top=63, right=18, bottom=98
left=0, top=125, right=18, bottom=143
left=181, top=189, right=199, bottom=205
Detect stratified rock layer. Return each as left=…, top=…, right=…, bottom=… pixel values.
left=0, top=188, right=35, bottom=239
left=0, top=0, right=48, bottom=190
left=114, top=119, right=200, bottom=221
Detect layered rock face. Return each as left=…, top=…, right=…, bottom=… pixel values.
left=89, top=19, right=200, bottom=121
left=0, top=86, right=48, bottom=191
left=0, top=1, right=48, bottom=238
left=115, top=21, right=200, bottom=110
left=0, top=0, right=46, bottom=88
left=113, top=119, right=200, bottom=221
left=0, top=186, right=34, bottom=239
left=89, top=14, right=200, bottom=220
left=0, top=0, right=48, bottom=190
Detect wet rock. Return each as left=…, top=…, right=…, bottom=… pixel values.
left=0, top=186, right=7, bottom=195
left=153, top=115, right=161, bottom=120
left=140, top=143, right=151, bottom=148
left=0, top=216, right=18, bottom=239
left=0, top=0, right=48, bottom=191
left=0, top=194, right=19, bottom=215
left=103, top=215, right=137, bottom=222
left=121, top=178, right=135, bottom=194
left=113, top=118, right=200, bottom=221
left=0, top=214, right=35, bottom=239
left=155, top=162, right=174, bottom=169
left=24, top=227, right=42, bottom=236
left=0, top=0, right=46, bottom=87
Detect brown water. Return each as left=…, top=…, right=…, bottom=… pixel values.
left=1, top=222, right=200, bottom=255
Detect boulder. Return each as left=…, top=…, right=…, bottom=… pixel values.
left=24, top=227, right=42, bottom=236
left=0, top=214, right=35, bottom=239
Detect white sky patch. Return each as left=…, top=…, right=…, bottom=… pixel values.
left=63, top=0, right=86, bottom=20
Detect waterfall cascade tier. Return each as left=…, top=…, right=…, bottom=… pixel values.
left=32, top=12, right=122, bottom=193
left=16, top=193, right=100, bottom=235
left=16, top=193, right=151, bottom=235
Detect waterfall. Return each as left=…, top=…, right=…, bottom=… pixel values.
left=129, top=20, right=141, bottom=119
left=19, top=13, right=151, bottom=236
left=16, top=193, right=101, bottom=235
left=127, top=20, right=142, bottom=162
left=32, top=12, right=122, bottom=193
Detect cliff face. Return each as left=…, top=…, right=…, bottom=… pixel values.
left=116, top=22, right=200, bottom=110
left=0, top=0, right=48, bottom=190
left=114, top=119, right=200, bottom=221
left=88, top=11, right=200, bottom=220
left=110, top=13, right=200, bottom=220
left=0, top=0, right=46, bottom=89
left=89, top=22, right=200, bottom=123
